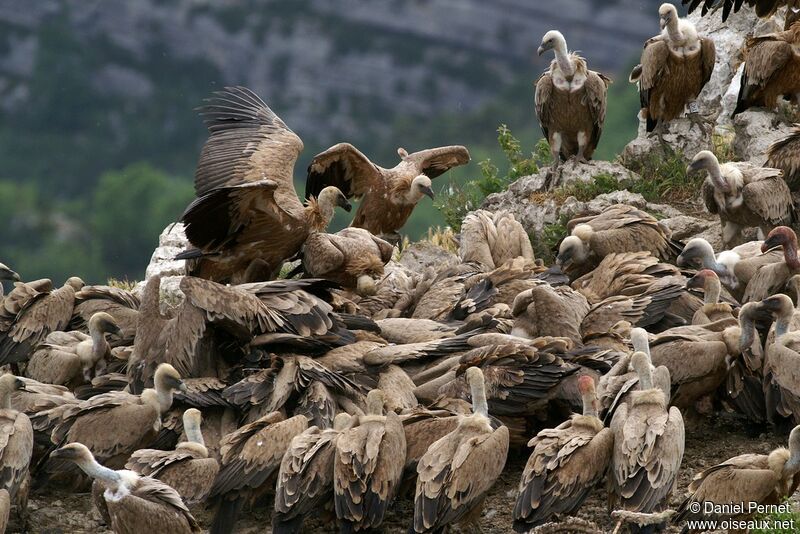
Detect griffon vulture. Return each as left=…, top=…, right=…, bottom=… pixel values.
left=0, top=375, right=32, bottom=522
left=767, top=125, right=800, bottom=191
left=691, top=151, right=795, bottom=248
left=630, top=3, right=715, bottom=136
left=743, top=226, right=800, bottom=302
left=412, top=367, right=509, bottom=533
left=305, top=142, right=469, bottom=240
left=51, top=442, right=200, bottom=534
left=458, top=210, right=534, bottom=269
left=177, top=86, right=351, bottom=283
left=69, top=285, right=139, bottom=346
left=513, top=375, right=613, bottom=531
left=536, top=30, right=610, bottom=167
left=734, top=21, right=800, bottom=116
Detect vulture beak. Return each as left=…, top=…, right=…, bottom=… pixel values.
left=50, top=448, right=70, bottom=460
left=759, top=296, right=785, bottom=314
left=686, top=160, right=704, bottom=173
left=761, top=236, right=782, bottom=254
left=0, top=267, right=19, bottom=282
left=555, top=250, right=571, bottom=268
left=675, top=253, right=687, bottom=267
left=337, top=195, right=352, bottom=212
left=685, top=273, right=704, bottom=290
left=420, top=185, right=435, bottom=200
left=178, top=380, right=188, bottom=393
left=537, top=44, right=547, bottom=56
left=659, top=14, right=671, bottom=30
left=14, top=379, right=25, bottom=391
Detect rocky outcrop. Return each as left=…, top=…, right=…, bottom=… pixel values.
left=733, top=110, right=796, bottom=165
left=134, top=223, right=187, bottom=308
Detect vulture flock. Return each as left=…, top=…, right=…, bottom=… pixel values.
left=7, top=2, right=800, bottom=534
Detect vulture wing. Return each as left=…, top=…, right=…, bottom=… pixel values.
left=305, top=142, right=381, bottom=200
left=584, top=71, right=610, bottom=155
left=404, top=145, right=471, bottom=179
left=535, top=73, right=555, bottom=143
left=742, top=168, right=795, bottom=225
left=194, top=86, right=303, bottom=196
left=767, top=126, right=800, bottom=189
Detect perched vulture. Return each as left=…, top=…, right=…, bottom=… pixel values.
left=758, top=294, right=800, bottom=423
left=630, top=3, right=715, bottom=135
left=51, top=443, right=200, bottom=533
left=177, top=86, right=351, bottom=283
left=124, top=408, right=218, bottom=505
left=0, top=277, right=84, bottom=367
left=0, top=375, right=32, bottom=521
left=724, top=302, right=767, bottom=424
left=458, top=210, right=534, bottom=269
left=767, top=125, right=800, bottom=191
left=742, top=226, right=800, bottom=303
left=609, top=352, right=684, bottom=527
left=685, top=270, right=736, bottom=324
left=691, top=151, right=795, bottom=248
left=208, top=412, right=307, bottom=534
left=298, top=228, right=393, bottom=295
left=305, top=142, right=469, bottom=239
left=513, top=375, right=613, bottom=531
left=535, top=30, right=610, bottom=167
left=683, top=0, right=800, bottom=22
left=675, top=426, right=800, bottom=528
left=556, top=205, right=683, bottom=279
left=333, top=389, right=406, bottom=532
left=0, top=278, right=53, bottom=333
left=44, top=364, right=186, bottom=469
left=412, top=367, right=509, bottom=533
left=273, top=413, right=353, bottom=533
left=734, top=21, right=800, bottom=116
left=27, top=312, right=121, bottom=389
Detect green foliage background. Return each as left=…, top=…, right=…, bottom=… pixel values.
left=0, top=14, right=641, bottom=283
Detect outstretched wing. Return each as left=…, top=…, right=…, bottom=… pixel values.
left=305, top=143, right=381, bottom=200
left=404, top=146, right=471, bottom=179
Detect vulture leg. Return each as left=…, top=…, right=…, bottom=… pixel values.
left=549, top=133, right=562, bottom=170
left=722, top=222, right=742, bottom=250
left=575, top=131, right=589, bottom=164
left=379, top=232, right=402, bottom=249
left=686, top=109, right=712, bottom=136
left=648, top=121, right=667, bottom=146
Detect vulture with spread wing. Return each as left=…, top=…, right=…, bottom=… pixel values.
left=178, top=86, right=351, bottom=283
left=305, top=142, right=469, bottom=240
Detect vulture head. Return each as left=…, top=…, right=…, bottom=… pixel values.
left=51, top=442, right=95, bottom=465
left=762, top=226, right=797, bottom=254
left=686, top=269, right=717, bottom=290
left=410, top=174, right=435, bottom=203
left=0, top=374, right=25, bottom=407
left=182, top=408, right=207, bottom=449
left=758, top=293, right=794, bottom=323
left=677, top=238, right=715, bottom=269
left=630, top=351, right=653, bottom=390
left=688, top=151, right=730, bottom=193
left=88, top=312, right=122, bottom=337
left=537, top=30, right=567, bottom=57
left=556, top=224, right=592, bottom=268
left=154, top=363, right=188, bottom=394
left=577, top=375, right=599, bottom=418
left=0, top=263, right=20, bottom=282
left=333, top=412, right=353, bottom=431
left=318, top=186, right=352, bottom=213
left=397, top=147, right=409, bottom=159
left=365, top=388, right=386, bottom=417
left=466, top=366, right=490, bottom=419
left=653, top=365, right=672, bottom=403
left=658, top=3, right=677, bottom=30
left=66, top=276, right=86, bottom=291
left=357, top=274, right=378, bottom=297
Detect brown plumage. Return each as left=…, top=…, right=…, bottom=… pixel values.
left=557, top=205, right=683, bottom=279
left=125, top=409, right=218, bottom=504
left=0, top=278, right=52, bottom=334
left=45, top=364, right=185, bottom=469
left=458, top=210, right=534, bottom=269
left=675, top=426, right=800, bottom=528
left=513, top=375, right=613, bottom=531
left=412, top=367, right=509, bottom=533
left=757, top=293, right=800, bottom=423
left=692, top=151, right=795, bottom=248
left=300, top=228, right=393, bottom=295
left=683, top=0, right=800, bottom=21
left=305, top=143, right=469, bottom=237
left=0, top=375, right=32, bottom=520
left=0, top=277, right=84, bottom=366
left=178, top=86, right=351, bottom=283
left=333, top=389, right=406, bottom=532
left=743, top=227, right=800, bottom=303
left=209, top=412, right=307, bottom=534
left=27, top=312, right=121, bottom=389
left=631, top=3, right=715, bottom=133
left=69, top=285, right=139, bottom=346
left=767, top=125, right=800, bottom=191
left=510, top=283, right=590, bottom=346
left=609, top=352, right=684, bottom=521
left=51, top=442, right=200, bottom=534
left=734, top=21, right=800, bottom=116
left=273, top=413, right=353, bottom=534
left=535, top=30, right=610, bottom=166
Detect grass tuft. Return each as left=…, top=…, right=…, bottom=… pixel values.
left=106, top=277, right=137, bottom=291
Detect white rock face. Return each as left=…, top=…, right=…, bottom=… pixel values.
left=622, top=117, right=711, bottom=165
left=733, top=110, right=795, bottom=164
left=134, top=223, right=188, bottom=307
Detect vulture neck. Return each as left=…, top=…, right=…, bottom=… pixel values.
left=581, top=391, right=598, bottom=419
left=703, top=277, right=721, bottom=305
left=707, top=164, right=729, bottom=193
left=637, top=365, right=654, bottom=391
left=139, top=276, right=163, bottom=319
left=470, top=378, right=489, bottom=419
left=665, top=17, right=684, bottom=43
left=185, top=421, right=205, bottom=447
left=553, top=41, right=574, bottom=78
left=305, top=197, right=333, bottom=232
left=0, top=389, right=11, bottom=410
left=77, top=456, right=122, bottom=488
left=776, top=311, right=792, bottom=338
left=782, top=242, right=800, bottom=271
left=89, top=329, right=110, bottom=366
left=739, top=312, right=756, bottom=353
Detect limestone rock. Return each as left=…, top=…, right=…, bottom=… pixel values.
left=621, top=118, right=710, bottom=168
left=544, top=160, right=640, bottom=189
left=733, top=110, right=795, bottom=164
left=134, top=222, right=187, bottom=308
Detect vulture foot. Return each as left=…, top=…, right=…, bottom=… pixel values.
left=687, top=111, right=713, bottom=136
left=379, top=232, right=402, bottom=249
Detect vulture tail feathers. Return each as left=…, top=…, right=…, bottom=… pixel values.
left=210, top=495, right=244, bottom=534
left=175, top=248, right=206, bottom=261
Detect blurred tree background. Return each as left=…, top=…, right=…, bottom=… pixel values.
left=0, top=0, right=657, bottom=283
